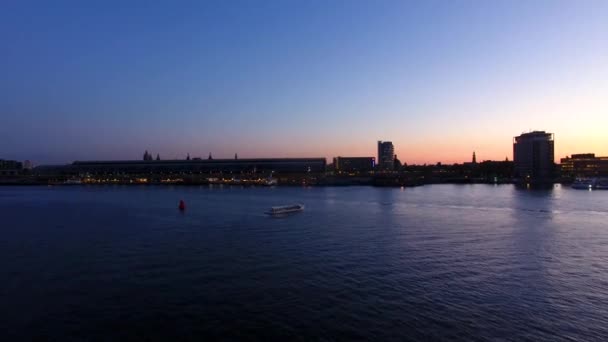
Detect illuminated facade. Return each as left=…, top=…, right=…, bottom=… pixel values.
left=560, top=154, right=608, bottom=178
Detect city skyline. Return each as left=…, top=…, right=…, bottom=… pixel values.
left=2, top=1, right=607, bottom=164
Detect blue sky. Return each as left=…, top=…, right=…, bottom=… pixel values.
left=1, top=0, right=607, bottom=164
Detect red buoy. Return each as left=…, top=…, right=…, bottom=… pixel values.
left=178, top=200, right=186, bottom=211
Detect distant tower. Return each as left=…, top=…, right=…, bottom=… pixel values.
left=208, top=153, right=213, bottom=160
left=156, top=154, right=160, bottom=161
left=186, top=153, right=190, bottom=161
left=235, top=153, right=238, bottom=160
left=143, top=150, right=153, bottom=161
left=472, top=152, right=477, bottom=164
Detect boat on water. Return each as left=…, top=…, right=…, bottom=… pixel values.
left=595, top=178, right=608, bottom=190
left=263, top=178, right=278, bottom=186
left=266, top=203, right=304, bottom=215
left=571, top=178, right=596, bottom=190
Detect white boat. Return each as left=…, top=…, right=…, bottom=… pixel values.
left=266, top=203, right=304, bottom=215
left=571, top=178, right=595, bottom=190
left=264, top=178, right=278, bottom=186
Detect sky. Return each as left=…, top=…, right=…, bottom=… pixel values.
left=1, top=0, right=607, bottom=165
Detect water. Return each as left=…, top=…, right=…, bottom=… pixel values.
left=1, top=184, right=608, bottom=341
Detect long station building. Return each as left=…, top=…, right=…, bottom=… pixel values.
left=35, top=158, right=327, bottom=177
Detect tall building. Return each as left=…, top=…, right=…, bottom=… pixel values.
left=513, top=131, right=555, bottom=181
left=377, top=141, right=395, bottom=171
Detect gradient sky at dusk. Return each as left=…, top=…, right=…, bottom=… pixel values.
left=1, top=0, right=607, bottom=164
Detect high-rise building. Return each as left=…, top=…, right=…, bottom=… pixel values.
left=377, top=141, right=395, bottom=171
left=513, top=131, right=555, bottom=181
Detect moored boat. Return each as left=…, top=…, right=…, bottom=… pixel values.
left=595, top=178, right=608, bottom=190
left=571, top=178, right=596, bottom=190
left=266, top=203, right=304, bottom=215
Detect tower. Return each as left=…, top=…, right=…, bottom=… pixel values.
left=143, top=150, right=152, bottom=161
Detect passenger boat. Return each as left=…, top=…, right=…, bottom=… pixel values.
left=266, top=203, right=304, bottom=215
left=571, top=178, right=595, bottom=190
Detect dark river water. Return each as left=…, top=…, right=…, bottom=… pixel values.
left=1, top=185, right=608, bottom=341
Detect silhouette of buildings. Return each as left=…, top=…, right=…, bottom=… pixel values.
left=513, top=131, right=554, bottom=181
left=333, top=157, right=375, bottom=173
left=377, top=141, right=395, bottom=171
left=560, top=153, right=608, bottom=178
left=393, top=155, right=402, bottom=170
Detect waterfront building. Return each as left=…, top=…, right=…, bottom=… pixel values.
left=0, top=159, right=23, bottom=176
left=377, top=141, right=395, bottom=171
left=34, top=158, right=327, bottom=177
left=513, top=131, right=555, bottom=181
left=560, top=153, right=608, bottom=178
left=333, top=157, right=375, bottom=173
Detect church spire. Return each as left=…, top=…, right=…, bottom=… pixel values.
left=472, top=151, right=477, bottom=164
